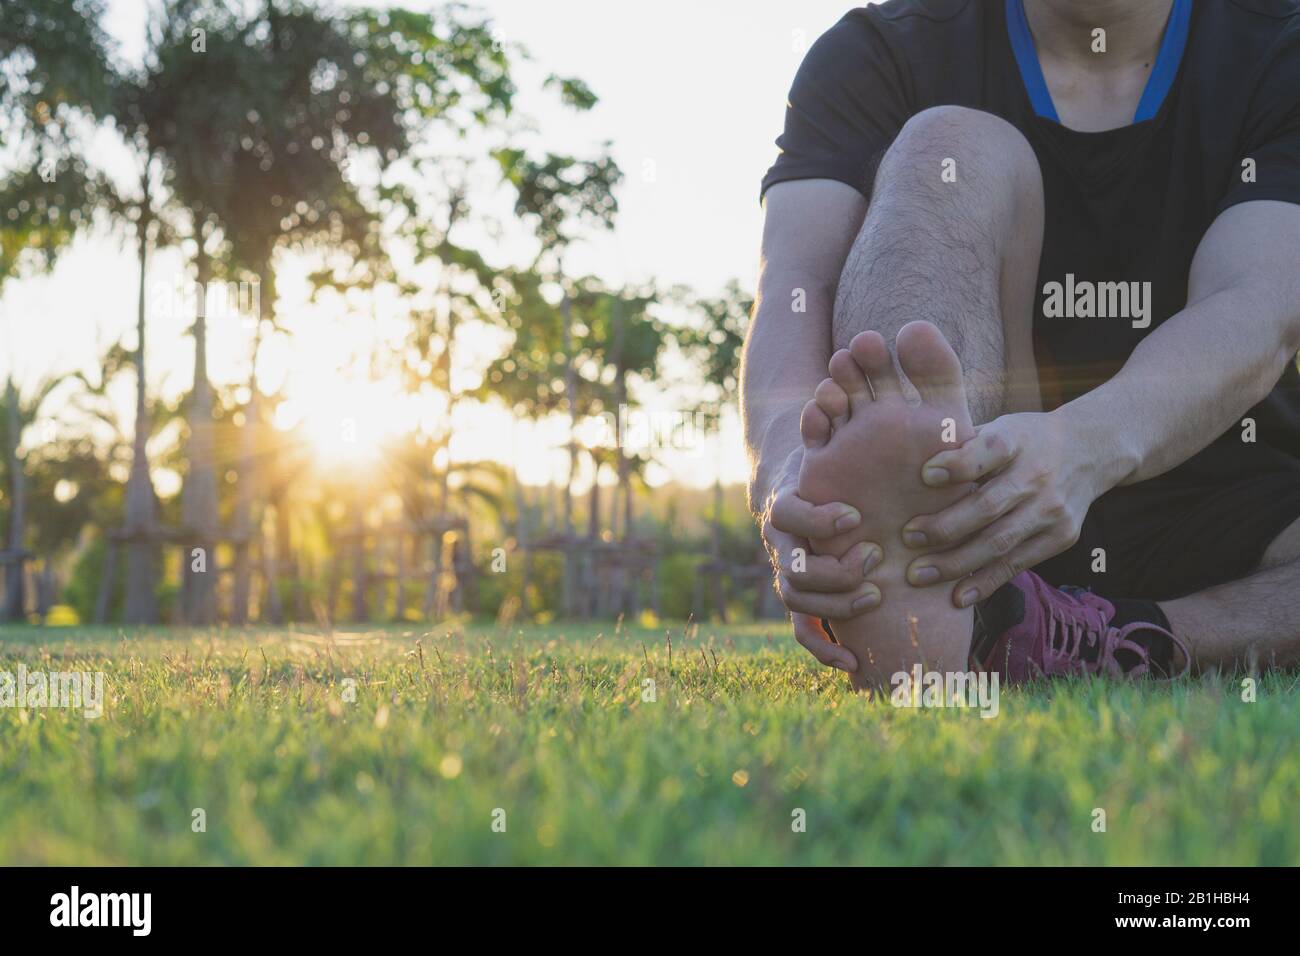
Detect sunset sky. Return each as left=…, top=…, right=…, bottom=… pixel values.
left=2, top=0, right=862, bottom=492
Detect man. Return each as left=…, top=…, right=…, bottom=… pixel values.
left=743, top=0, right=1300, bottom=689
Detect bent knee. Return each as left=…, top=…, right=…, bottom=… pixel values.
left=883, top=106, right=1040, bottom=188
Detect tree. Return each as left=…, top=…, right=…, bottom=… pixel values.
left=0, top=0, right=111, bottom=620
left=0, top=167, right=99, bottom=621
left=676, top=280, right=753, bottom=619
left=490, top=146, right=622, bottom=616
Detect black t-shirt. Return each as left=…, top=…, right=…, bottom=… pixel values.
left=762, top=0, right=1300, bottom=478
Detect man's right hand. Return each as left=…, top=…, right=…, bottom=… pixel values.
left=758, top=446, right=883, bottom=672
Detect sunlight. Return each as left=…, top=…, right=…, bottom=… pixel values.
left=275, top=376, right=421, bottom=466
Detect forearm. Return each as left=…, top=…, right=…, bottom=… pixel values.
left=746, top=179, right=870, bottom=513
left=1056, top=284, right=1299, bottom=490
left=741, top=271, right=834, bottom=511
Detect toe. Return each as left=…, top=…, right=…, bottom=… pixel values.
left=829, top=348, right=872, bottom=409
left=800, top=399, right=832, bottom=449
left=849, top=330, right=902, bottom=399
left=896, top=320, right=965, bottom=405
left=814, top=377, right=849, bottom=428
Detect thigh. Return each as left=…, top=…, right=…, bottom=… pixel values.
left=831, top=106, right=1045, bottom=422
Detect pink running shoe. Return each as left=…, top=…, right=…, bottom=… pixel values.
left=971, top=571, right=1190, bottom=683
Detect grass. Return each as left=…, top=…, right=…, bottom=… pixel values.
left=0, top=620, right=1296, bottom=865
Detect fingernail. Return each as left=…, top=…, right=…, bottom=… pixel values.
left=902, top=529, right=927, bottom=548
left=834, top=508, right=861, bottom=532
left=910, top=564, right=939, bottom=586
left=852, top=588, right=880, bottom=612
left=862, top=546, right=882, bottom=574
left=922, top=467, right=949, bottom=487
left=959, top=588, right=980, bottom=607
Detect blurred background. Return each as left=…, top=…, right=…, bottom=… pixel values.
left=0, top=0, right=853, bottom=628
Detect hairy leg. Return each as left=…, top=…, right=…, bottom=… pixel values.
left=833, top=106, right=1045, bottom=421
left=799, top=107, right=1047, bottom=686
left=1160, top=516, right=1300, bottom=672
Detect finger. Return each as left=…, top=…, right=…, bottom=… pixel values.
left=921, top=428, right=1018, bottom=487
left=784, top=540, right=883, bottom=593
left=778, top=575, right=882, bottom=618
left=793, top=613, right=858, bottom=672
left=905, top=510, right=1041, bottom=586
left=949, top=533, right=1061, bottom=608
left=901, top=473, right=1032, bottom=549
left=768, top=488, right=860, bottom=539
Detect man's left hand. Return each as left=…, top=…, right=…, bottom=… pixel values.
left=899, top=411, right=1107, bottom=608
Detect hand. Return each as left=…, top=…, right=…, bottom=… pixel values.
left=757, top=447, right=884, bottom=672
left=899, top=411, right=1105, bottom=608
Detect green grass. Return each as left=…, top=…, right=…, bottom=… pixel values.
left=0, top=621, right=1295, bottom=865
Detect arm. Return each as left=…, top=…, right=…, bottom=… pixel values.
left=744, top=179, right=880, bottom=668
left=904, top=200, right=1300, bottom=606
left=1065, top=200, right=1300, bottom=483
left=746, top=179, right=866, bottom=505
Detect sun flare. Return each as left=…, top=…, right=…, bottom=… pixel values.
left=275, top=376, right=425, bottom=466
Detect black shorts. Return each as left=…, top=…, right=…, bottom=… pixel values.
left=1034, top=441, right=1300, bottom=601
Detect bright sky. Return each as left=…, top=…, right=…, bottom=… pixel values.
left=2, top=0, right=861, bottom=492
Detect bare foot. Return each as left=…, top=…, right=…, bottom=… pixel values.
left=797, top=321, right=976, bottom=691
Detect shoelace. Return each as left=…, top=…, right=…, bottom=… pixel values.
left=1037, top=580, right=1190, bottom=679
left=1042, top=600, right=1115, bottom=676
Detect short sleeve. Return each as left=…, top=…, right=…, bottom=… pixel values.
left=760, top=11, right=913, bottom=203
left=1218, top=25, right=1300, bottom=214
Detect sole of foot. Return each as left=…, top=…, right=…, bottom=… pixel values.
left=797, top=320, right=977, bottom=691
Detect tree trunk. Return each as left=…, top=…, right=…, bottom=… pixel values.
left=36, top=558, right=55, bottom=618
left=123, top=179, right=158, bottom=626
left=231, top=262, right=270, bottom=624
left=276, top=495, right=294, bottom=621
left=514, top=473, right=532, bottom=619
left=561, top=290, right=578, bottom=618
left=712, top=477, right=727, bottom=623
left=393, top=530, right=407, bottom=621
left=180, top=240, right=219, bottom=624
left=94, top=541, right=117, bottom=624
left=350, top=495, right=367, bottom=623
left=611, top=297, right=634, bottom=616
left=2, top=376, right=27, bottom=622
left=262, top=502, right=284, bottom=624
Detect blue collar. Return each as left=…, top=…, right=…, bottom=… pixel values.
left=1006, top=0, right=1193, bottom=125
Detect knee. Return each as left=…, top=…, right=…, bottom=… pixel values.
left=880, top=106, right=1040, bottom=196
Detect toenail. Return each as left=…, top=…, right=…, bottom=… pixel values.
left=922, top=467, right=950, bottom=487
left=910, top=564, right=939, bottom=585
left=958, top=588, right=980, bottom=607
left=902, top=529, right=927, bottom=548
left=852, top=589, right=880, bottom=612
left=834, top=508, right=861, bottom=532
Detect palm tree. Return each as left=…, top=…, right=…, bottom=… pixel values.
left=140, top=0, right=254, bottom=623
left=491, top=149, right=622, bottom=616
left=0, top=0, right=110, bottom=620
left=0, top=167, right=98, bottom=621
